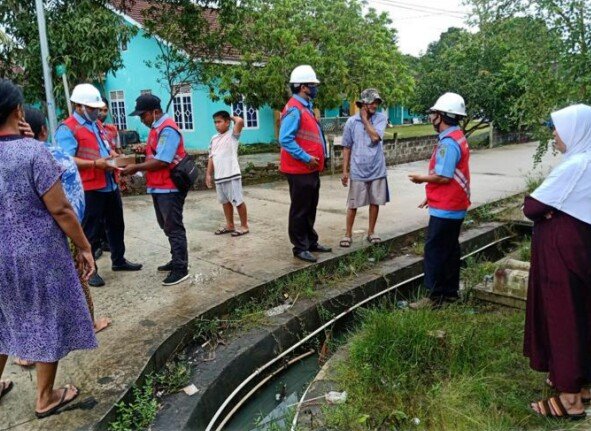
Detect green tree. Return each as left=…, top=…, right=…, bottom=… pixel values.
left=411, top=17, right=563, bottom=136
left=200, top=0, right=413, bottom=111
left=139, top=0, right=240, bottom=111
left=0, top=0, right=136, bottom=115
left=465, top=0, right=590, bottom=101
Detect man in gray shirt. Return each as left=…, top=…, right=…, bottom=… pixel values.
left=340, top=89, right=389, bottom=247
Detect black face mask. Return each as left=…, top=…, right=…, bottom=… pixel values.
left=431, top=114, right=442, bottom=133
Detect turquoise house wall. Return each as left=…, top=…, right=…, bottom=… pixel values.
left=102, top=28, right=276, bottom=150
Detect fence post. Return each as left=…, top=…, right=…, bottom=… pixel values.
left=489, top=121, right=494, bottom=149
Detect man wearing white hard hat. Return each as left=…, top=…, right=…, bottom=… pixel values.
left=279, top=65, right=331, bottom=263
left=408, top=92, right=471, bottom=309
left=55, top=83, right=142, bottom=287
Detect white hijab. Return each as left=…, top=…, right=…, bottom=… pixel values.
left=531, top=104, right=591, bottom=224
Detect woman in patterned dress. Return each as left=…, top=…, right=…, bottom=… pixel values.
left=0, top=80, right=97, bottom=418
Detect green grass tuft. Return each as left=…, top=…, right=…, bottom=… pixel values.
left=324, top=305, right=582, bottom=431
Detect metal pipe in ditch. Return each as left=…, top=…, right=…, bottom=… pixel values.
left=206, top=234, right=513, bottom=431
left=214, top=349, right=315, bottom=431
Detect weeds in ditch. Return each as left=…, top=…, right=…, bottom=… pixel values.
left=461, top=255, right=497, bottom=298
left=525, top=171, right=546, bottom=194
left=323, top=305, right=578, bottom=431
left=109, top=376, right=158, bottom=431
left=515, top=236, right=532, bottom=262
left=155, top=360, right=192, bottom=395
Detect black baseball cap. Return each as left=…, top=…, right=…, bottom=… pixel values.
left=129, top=94, right=162, bottom=116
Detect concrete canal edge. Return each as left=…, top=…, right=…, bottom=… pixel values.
left=139, top=222, right=516, bottom=430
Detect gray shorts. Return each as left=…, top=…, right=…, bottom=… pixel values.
left=216, top=178, right=244, bottom=206
left=347, top=178, right=389, bottom=209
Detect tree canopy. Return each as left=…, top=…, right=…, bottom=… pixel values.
left=140, top=0, right=413, bottom=112
left=410, top=17, right=564, bottom=135
left=0, top=0, right=136, bottom=113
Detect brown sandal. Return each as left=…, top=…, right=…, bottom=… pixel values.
left=531, top=396, right=586, bottom=421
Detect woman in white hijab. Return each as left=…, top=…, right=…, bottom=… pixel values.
left=524, top=104, right=591, bottom=420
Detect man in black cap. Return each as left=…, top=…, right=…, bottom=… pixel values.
left=121, top=94, right=190, bottom=286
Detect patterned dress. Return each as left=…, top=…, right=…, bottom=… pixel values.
left=45, top=143, right=85, bottom=221
left=0, top=136, right=97, bottom=362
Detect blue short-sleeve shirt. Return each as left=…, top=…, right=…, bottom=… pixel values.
left=429, top=126, right=466, bottom=219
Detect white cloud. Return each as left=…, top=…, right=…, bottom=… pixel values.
left=366, top=0, right=472, bottom=56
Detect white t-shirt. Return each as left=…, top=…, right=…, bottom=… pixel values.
left=209, top=131, right=241, bottom=184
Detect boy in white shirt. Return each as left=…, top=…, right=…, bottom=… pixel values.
left=206, top=111, right=249, bottom=236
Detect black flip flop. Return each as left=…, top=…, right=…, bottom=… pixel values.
left=214, top=227, right=234, bottom=235
left=231, top=229, right=249, bottom=237
left=35, top=385, right=79, bottom=419
left=0, top=381, right=14, bottom=401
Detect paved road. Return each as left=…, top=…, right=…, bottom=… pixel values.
left=0, top=142, right=558, bottom=430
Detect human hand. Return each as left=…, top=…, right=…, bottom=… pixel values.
left=94, top=158, right=116, bottom=171
left=76, top=248, right=95, bottom=281
left=418, top=198, right=428, bottom=209
left=307, top=156, right=320, bottom=169
left=19, top=120, right=34, bottom=138
left=206, top=174, right=213, bottom=189
left=132, top=144, right=146, bottom=154
left=408, top=173, right=424, bottom=184
left=341, top=173, right=349, bottom=187
left=360, top=105, right=369, bottom=122
left=120, top=165, right=139, bottom=176
left=231, top=115, right=243, bottom=123
left=544, top=211, right=553, bottom=219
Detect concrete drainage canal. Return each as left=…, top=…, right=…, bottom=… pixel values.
left=104, top=204, right=533, bottom=431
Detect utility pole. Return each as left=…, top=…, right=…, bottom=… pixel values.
left=35, top=0, right=58, bottom=139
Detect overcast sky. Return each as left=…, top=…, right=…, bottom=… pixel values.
left=366, top=0, right=472, bottom=57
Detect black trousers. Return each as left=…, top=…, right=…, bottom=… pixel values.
left=152, top=192, right=188, bottom=272
left=423, top=215, right=464, bottom=299
left=83, top=190, right=126, bottom=266
left=286, top=172, right=320, bottom=254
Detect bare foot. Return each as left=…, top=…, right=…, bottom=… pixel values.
left=36, top=384, right=79, bottom=414
left=13, top=358, right=35, bottom=367
left=94, top=317, right=112, bottom=333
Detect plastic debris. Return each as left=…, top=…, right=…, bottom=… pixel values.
left=182, top=384, right=199, bottom=396
left=396, top=300, right=409, bottom=309
left=325, top=391, right=347, bottom=404
left=412, top=417, right=421, bottom=425
left=427, top=330, right=446, bottom=339
left=265, top=302, right=293, bottom=317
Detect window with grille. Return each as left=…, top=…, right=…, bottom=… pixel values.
left=232, top=98, right=259, bottom=129
left=172, top=84, right=194, bottom=131
left=109, top=90, right=127, bottom=130
left=140, top=89, right=152, bottom=95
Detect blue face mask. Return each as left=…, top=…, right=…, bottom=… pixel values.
left=83, top=106, right=99, bottom=123
left=308, top=85, right=318, bottom=99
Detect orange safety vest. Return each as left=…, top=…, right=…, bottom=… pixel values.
left=145, top=117, right=186, bottom=190
left=63, top=116, right=108, bottom=191
left=279, top=97, right=325, bottom=174
left=426, top=128, right=471, bottom=211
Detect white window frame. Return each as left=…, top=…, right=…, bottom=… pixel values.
left=172, top=83, right=194, bottom=131
left=109, top=90, right=127, bottom=130
left=232, top=97, right=259, bottom=130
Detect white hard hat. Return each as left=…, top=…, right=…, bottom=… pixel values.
left=430, top=92, right=466, bottom=117
left=70, top=83, right=105, bottom=108
left=289, top=65, right=320, bottom=84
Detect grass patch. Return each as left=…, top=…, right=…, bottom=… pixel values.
left=515, top=237, right=532, bottom=262
left=525, top=171, right=546, bottom=194
left=324, top=305, right=580, bottom=431
left=109, top=377, right=158, bottom=431
left=155, top=360, right=192, bottom=395
left=383, top=123, right=490, bottom=141
left=461, top=255, right=497, bottom=298
left=238, top=142, right=280, bottom=155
